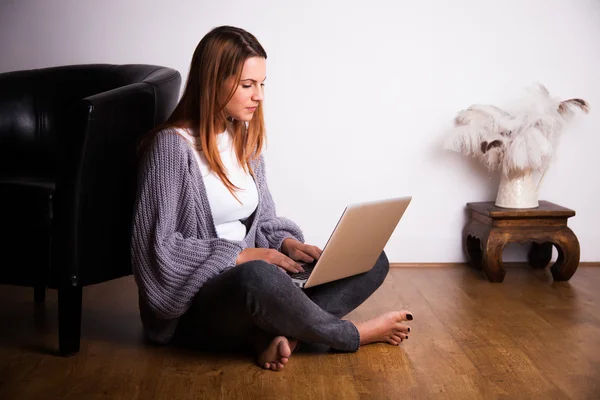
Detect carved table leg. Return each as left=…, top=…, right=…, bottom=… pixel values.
left=549, top=227, right=580, bottom=281
left=463, top=220, right=484, bottom=269
left=528, top=242, right=553, bottom=269
left=463, top=220, right=507, bottom=282
left=481, top=230, right=507, bottom=282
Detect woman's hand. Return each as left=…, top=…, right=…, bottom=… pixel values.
left=236, top=248, right=304, bottom=273
left=281, top=238, right=323, bottom=264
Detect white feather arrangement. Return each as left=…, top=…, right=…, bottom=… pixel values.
left=445, top=83, right=589, bottom=178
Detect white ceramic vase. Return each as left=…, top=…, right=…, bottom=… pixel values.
left=495, top=172, right=540, bottom=209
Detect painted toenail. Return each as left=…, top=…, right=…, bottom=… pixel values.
left=407, top=314, right=413, bottom=320
left=408, top=327, right=411, bottom=332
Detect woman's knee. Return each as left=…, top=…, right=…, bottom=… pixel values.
left=373, top=250, right=390, bottom=283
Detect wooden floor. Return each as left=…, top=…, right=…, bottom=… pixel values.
left=1, top=265, right=599, bottom=399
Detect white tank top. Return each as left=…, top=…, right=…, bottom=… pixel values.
left=176, top=128, right=259, bottom=241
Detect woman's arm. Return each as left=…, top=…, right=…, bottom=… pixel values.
left=131, top=131, right=246, bottom=320
left=253, top=155, right=305, bottom=251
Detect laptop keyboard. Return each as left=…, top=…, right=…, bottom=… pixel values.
left=288, top=263, right=316, bottom=280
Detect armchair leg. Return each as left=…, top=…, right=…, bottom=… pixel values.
left=34, top=285, right=46, bottom=302
left=58, top=284, right=82, bottom=356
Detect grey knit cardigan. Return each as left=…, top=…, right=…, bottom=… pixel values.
left=131, top=129, right=304, bottom=343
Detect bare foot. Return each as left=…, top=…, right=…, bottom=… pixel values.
left=256, top=336, right=298, bottom=371
left=352, top=310, right=413, bottom=346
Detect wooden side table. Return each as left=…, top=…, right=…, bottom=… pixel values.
left=462, top=201, right=580, bottom=282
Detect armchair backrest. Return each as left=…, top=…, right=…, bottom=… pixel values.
left=0, top=64, right=180, bottom=181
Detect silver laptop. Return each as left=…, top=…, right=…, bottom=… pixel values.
left=288, top=196, right=412, bottom=289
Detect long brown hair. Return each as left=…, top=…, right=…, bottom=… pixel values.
left=138, top=25, right=268, bottom=199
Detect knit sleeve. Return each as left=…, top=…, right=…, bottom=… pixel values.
left=254, top=155, right=305, bottom=251
left=131, top=131, right=246, bottom=320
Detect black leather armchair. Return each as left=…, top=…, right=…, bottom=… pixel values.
left=0, top=64, right=181, bottom=355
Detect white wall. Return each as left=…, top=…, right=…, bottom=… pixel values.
left=1, top=0, right=599, bottom=263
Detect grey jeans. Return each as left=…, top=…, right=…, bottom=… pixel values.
left=173, top=250, right=390, bottom=353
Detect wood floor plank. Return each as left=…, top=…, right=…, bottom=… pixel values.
left=409, top=267, right=570, bottom=399
left=1, top=266, right=599, bottom=399
left=344, top=275, right=419, bottom=398
left=346, top=269, right=499, bottom=399
left=475, top=266, right=600, bottom=399
left=449, top=266, right=600, bottom=399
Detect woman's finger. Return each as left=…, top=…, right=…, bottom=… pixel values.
left=276, top=254, right=302, bottom=273
left=294, top=250, right=314, bottom=263
left=288, top=256, right=304, bottom=272
left=302, top=245, right=322, bottom=260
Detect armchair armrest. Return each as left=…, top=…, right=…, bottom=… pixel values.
left=52, top=82, right=157, bottom=287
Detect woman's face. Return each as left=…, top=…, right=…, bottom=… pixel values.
left=222, top=56, right=266, bottom=123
